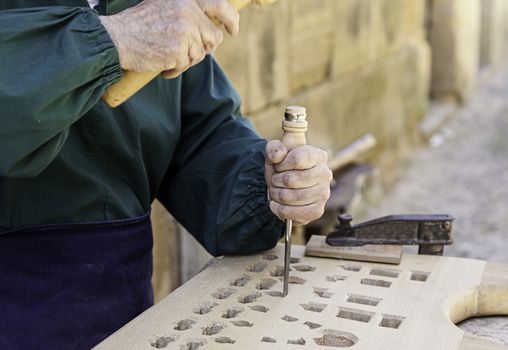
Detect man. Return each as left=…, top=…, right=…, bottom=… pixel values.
left=0, top=0, right=332, bottom=348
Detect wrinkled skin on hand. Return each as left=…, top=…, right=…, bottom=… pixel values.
left=265, top=140, right=333, bottom=225
left=99, top=0, right=239, bottom=78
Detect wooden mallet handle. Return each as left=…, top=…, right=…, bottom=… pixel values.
left=102, top=0, right=276, bottom=108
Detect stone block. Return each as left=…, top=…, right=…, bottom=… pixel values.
left=151, top=201, right=181, bottom=302
left=480, top=0, right=508, bottom=68
left=331, top=0, right=376, bottom=77
left=215, top=1, right=289, bottom=114
left=288, top=0, right=334, bottom=92
left=244, top=0, right=289, bottom=113
left=290, top=41, right=429, bottom=171
left=331, top=0, right=426, bottom=78
left=430, top=0, right=481, bottom=101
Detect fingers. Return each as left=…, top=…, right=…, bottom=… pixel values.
left=265, top=140, right=288, bottom=165
left=269, top=201, right=326, bottom=225
left=108, top=0, right=231, bottom=73
left=199, top=18, right=224, bottom=53
left=274, top=145, right=328, bottom=172
left=269, top=185, right=330, bottom=206
left=265, top=143, right=333, bottom=224
left=197, top=0, right=240, bottom=35
left=270, top=164, right=332, bottom=189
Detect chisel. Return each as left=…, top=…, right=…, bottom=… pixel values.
left=280, top=106, right=307, bottom=296
left=102, top=0, right=277, bottom=108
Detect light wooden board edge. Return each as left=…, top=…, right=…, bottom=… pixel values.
left=304, top=235, right=403, bottom=264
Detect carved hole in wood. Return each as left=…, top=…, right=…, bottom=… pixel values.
left=215, top=337, right=236, bottom=344
left=346, top=294, right=382, bottom=307
left=249, top=305, right=269, bottom=312
left=290, top=257, right=301, bottom=263
left=313, top=287, right=334, bottom=298
left=410, top=271, right=430, bottom=282
left=300, top=302, right=327, bottom=313
left=293, top=265, right=317, bottom=272
left=193, top=302, right=218, bottom=315
left=211, top=287, right=236, bottom=299
left=340, top=264, right=361, bottom=272
left=262, top=254, right=278, bottom=261
left=174, top=319, right=196, bottom=331
left=231, top=320, right=253, bottom=327
left=287, top=338, right=306, bottom=345
left=265, top=291, right=284, bottom=297
left=370, top=268, right=401, bottom=278
left=180, top=339, right=206, bottom=350
left=255, top=278, right=277, bottom=290
left=221, top=307, right=244, bottom=319
left=230, top=275, right=251, bottom=287
left=304, top=321, right=322, bottom=329
left=337, top=307, right=374, bottom=323
left=150, top=336, right=175, bottom=348
left=237, top=292, right=262, bottom=304
left=281, top=315, right=298, bottom=322
left=326, top=275, right=348, bottom=282
left=379, top=314, right=405, bottom=329
left=201, top=322, right=225, bottom=336
left=261, top=337, right=277, bottom=343
left=246, top=262, right=267, bottom=272
left=361, top=278, right=392, bottom=288
left=270, top=265, right=289, bottom=277
left=279, top=276, right=306, bottom=284
left=314, top=330, right=358, bottom=347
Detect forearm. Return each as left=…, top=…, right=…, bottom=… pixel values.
left=0, top=7, right=122, bottom=177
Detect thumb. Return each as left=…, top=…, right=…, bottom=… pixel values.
left=265, top=140, right=288, bottom=165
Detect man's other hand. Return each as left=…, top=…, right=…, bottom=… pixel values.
left=265, top=140, right=333, bottom=225
left=99, top=0, right=239, bottom=77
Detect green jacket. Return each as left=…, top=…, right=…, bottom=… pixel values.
left=0, top=1, right=283, bottom=255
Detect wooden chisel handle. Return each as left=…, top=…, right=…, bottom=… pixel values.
left=281, top=106, right=307, bottom=296
left=102, top=0, right=276, bottom=108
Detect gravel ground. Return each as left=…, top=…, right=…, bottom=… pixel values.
left=357, top=65, right=508, bottom=345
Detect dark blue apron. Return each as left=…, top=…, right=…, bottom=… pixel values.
left=0, top=213, right=154, bottom=349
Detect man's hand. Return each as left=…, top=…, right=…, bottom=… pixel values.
left=99, top=0, right=239, bottom=78
left=265, top=141, right=333, bottom=225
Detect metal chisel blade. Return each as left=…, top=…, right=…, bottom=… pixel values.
left=283, top=219, right=292, bottom=296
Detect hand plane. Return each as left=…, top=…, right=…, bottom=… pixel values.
left=305, top=213, right=454, bottom=264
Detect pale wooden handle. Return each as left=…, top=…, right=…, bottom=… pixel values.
left=281, top=119, right=307, bottom=151
left=102, top=0, right=277, bottom=107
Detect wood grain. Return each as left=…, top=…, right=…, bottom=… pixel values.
left=305, top=234, right=403, bottom=264
left=95, top=245, right=507, bottom=349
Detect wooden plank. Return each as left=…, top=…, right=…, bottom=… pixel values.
left=95, top=244, right=507, bottom=350
left=305, top=234, right=403, bottom=264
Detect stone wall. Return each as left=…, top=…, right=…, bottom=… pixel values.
left=214, top=0, right=429, bottom=185
left=150, top=0, right=508, bottom=301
